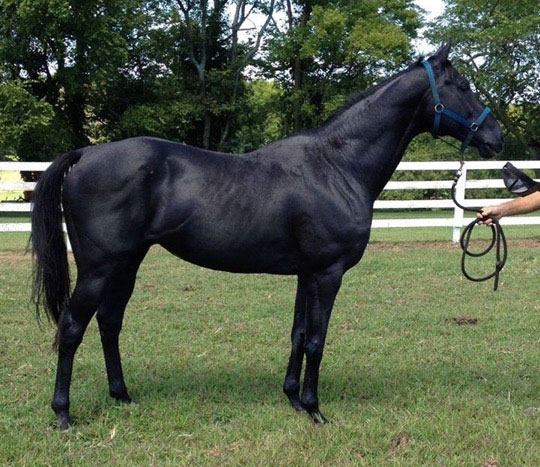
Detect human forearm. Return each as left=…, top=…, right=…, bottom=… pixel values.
left=498, top=191, right=540, bottom=217
left=478, top=191, right=540, bottom=225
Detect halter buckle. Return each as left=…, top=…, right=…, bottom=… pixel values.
left=434, top=103, right=445, bottom=113
left=470, top=122, right=479, bottom=132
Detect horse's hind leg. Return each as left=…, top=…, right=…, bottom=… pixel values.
left=283, top=275, right=307, bottom=412
left=52, top=266, right=113, bottom=430
left=96, top=251, right=147, bottom=403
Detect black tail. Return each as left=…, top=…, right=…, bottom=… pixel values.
left=31, top=150, right=83, bottom=328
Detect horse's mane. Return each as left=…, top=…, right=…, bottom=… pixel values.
left=316, top=56, right=425, bottom=130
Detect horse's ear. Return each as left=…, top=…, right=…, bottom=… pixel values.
left=433, top=42, right=452, bottom=63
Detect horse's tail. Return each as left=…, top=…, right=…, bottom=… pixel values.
left=31, top=150, right=82, bottom=329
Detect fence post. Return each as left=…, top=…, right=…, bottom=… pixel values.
left=452, top=163, right=467, bottom=243
left=62, top=224, right=72, bottom=252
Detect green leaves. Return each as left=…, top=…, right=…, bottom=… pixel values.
left=266, top=0, right=421, bottom=133
left=300, top=6, right=347, bottom=60
left=0, top=81, right=71, bottom=161
left=428, top=0, right=540, bottom=158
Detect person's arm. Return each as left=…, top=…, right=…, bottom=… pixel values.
left=477, top=190, right=540, bottom=225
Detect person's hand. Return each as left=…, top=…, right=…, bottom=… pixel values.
left=477, top=206, right=503, bottom=225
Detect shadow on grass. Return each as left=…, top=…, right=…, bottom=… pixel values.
left=69, top=352, right=538, bottom=425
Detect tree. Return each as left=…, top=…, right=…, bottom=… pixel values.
left=0, top=81, right=65, bottom=161
left=0, top=0, right=143, bottom=155
left=265, top=0, right=422, bottom=134
left=428, top=0, right=540, bottom=159
left=229, top=80, right=284, bottom=152
left=146, top=0, right=276, bottom=150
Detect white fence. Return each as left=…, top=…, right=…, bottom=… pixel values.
left=2, top=160, right=540, bottom=243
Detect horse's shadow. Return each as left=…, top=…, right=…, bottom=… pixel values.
left=74, top=354, right=536, bottom=425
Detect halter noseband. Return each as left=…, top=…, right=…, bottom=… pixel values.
left=422, top=59, right=491, bottom=154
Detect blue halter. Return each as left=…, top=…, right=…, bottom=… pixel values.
left=422, top=59, right=491, bottom=154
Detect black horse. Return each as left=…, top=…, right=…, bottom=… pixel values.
left=31, top=44, right=503, bottom=430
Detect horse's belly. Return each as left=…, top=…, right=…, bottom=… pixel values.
left=160, top=238, right=299, bottom=274
left=157, top=218, right=300, bottom=274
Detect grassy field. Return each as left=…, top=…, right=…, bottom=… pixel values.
left=1, top=231, right=540, bottom=466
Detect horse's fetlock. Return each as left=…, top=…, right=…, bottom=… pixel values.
left=301, top=393, right=319, bottom=412
left=51, top=398, right=69, bottom=414
left=109, top=381, right=128, bottom=397
left=283, top=379, right=300, bottom=397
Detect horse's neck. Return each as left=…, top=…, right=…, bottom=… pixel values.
left=318, top=67, right=428, bottom=198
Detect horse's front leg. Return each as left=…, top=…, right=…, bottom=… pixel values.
left=300, top=269, right=343, bottom=424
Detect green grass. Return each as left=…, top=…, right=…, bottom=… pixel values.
left=1, top=232, right=540, bottom=465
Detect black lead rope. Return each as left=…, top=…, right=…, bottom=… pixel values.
left=451, top=161, right=507, bottom=291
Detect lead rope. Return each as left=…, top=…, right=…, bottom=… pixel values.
left=451, top=159, right=507, bottom=291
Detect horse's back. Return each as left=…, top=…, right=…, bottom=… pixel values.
left=61, top=137, right=301, bottom=271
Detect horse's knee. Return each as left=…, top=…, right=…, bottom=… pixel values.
left=58, top=323, right=85, bottom=351
left=291, top=328, right=305, bottom=344
left=304, top=338, right=323, bottom=361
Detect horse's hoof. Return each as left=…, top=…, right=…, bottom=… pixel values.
left=111, top=392, right=133, bottom=404
left=308, top=410, right=329, bottom=424
left=290, top=399, right=305, bottom=413
left=118, top=396, right=134, bottom=404
left=57, top=414, right=73, bottom=432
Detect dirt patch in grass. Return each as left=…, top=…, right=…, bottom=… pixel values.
left=0, top=250, right=74, bottom=263
left=390, top=433, right=410, bottom=457
left=447, top=316, right=478, bottom=325
left=482, top=459, right=499, bottom=467
left=0, top=250, right=31, bottom=263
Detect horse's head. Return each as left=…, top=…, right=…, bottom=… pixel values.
left=421, top=43, right=504, bottom=158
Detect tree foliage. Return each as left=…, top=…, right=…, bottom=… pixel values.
left=0, top=81, right=64, bottom=161
left=428, top=0, right=540, bottom=159
left=0, top=0, right=144, bottom=159
left=266, top=0, right=421, bottom=133
left=0, top=0, right=537, bottom=163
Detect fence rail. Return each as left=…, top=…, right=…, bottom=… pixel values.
left=2, top=160, right=540, bottom=243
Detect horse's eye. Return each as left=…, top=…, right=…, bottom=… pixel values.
left=459, top=81, right=470, bottom=91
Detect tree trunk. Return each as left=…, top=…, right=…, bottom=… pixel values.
left=203, top=111, right=211, bottom=149
left=291, top=1, right=312, bottom=133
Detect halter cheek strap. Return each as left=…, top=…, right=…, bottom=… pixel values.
left=422, top=60, right=491, bottom=154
